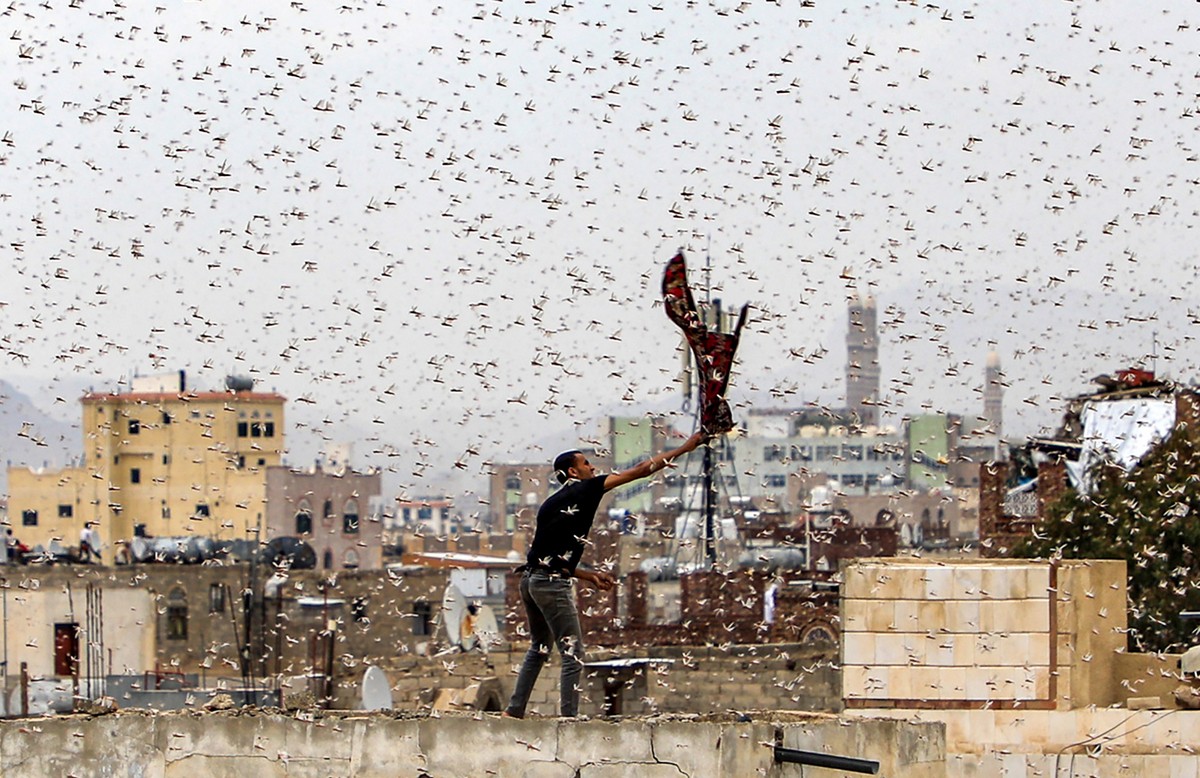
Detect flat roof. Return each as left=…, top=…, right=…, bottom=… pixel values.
left=82, top=391, right=287, bottom=403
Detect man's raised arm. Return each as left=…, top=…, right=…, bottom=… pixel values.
left=603, top=431, right=707, bottom=492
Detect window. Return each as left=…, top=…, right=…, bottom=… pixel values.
left=352, top=597, right=368, bottom=623
left=296, top=510, right=313, bottom=535
left=505, top=475, right=521, bottom=490
left=765, top=474, right=788, bottom=488
left=323, top=549, right=334, bottom=569
left=130, top=468, right=141, bottom=484
left=412, top=600, right=433, bottom=636
left=264, top=422, right=275, bottom=437
left=58, top=504, right=73, bottom=518
left=22, top=509, right=37, bottom=526
left=162, top=454, right=170, bottom=465
left=763, top=445, right=785, bottom=463
left=344, top=549, right=360, bottom=569
left=195, top=503, right=210, bottom=518
left=323, top=499, right=334, bottom=519
left=843, top=474, right=864, bottom=487
left=209, top=584, right=226, bottom=614
left=791, top=445, right=813, bottom=462
left=250, top=422, right=262, bottom=438
left=166, top=588, right=188, bottom=640
left=843, top=445, right=864, bottom=460
left=815, top=445, right=839, bottom=460
left=343, top=500, right=360, bottom=534
left=161, top=412, right=172, bottom=425
left=237, top=421, right=248, bottom=437
left=128, top=419, right=140, bottom=435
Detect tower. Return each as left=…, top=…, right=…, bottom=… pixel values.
left=984, top=351, right=1004, bottom=435
left=846, top=295, right=880, bottom=426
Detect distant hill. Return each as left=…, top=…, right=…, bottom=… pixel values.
left=0, top=379, right=79, bottom=495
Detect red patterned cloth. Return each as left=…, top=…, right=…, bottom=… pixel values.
left=662, top=252, right=748, bottom=435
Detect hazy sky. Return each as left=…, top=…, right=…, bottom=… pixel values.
left=2, top=1, right=1199, bottom=505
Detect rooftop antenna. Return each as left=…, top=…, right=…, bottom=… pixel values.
left=701, top=235, right=717, bottom=568
left=702, top=234, right=712, bottom=308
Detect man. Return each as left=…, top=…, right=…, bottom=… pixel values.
left=79, top=521, right=101, bottom=564
left=504, top=430, right=706, bottom=718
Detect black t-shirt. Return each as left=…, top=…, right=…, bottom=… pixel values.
left=525, top=475, right=608, bottom=574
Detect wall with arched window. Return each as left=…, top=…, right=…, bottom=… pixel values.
left=295, top=499, right=313, bottom=535
left=342, top=499, right=359, bottom=534
left=165, top=587, right=188, bottom=641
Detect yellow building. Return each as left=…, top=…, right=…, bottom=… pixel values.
left=7, top=372, right=285, bottom=562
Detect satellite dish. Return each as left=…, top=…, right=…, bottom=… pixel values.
left=442, top=584, right=467, bottom=645
left=360, top=665, right=393, bottom=711
left=225, top=374, right=255, bottom=392
left=261, top=537, right=317, bottom=570
left=475, top=605, right=500, bottom=650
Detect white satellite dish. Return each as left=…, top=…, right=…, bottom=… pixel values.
left=442, top=584, right=467, bottom=645
left=475, top=604, right=500, bottom=650
left=360, top=665, right=393, bottom=711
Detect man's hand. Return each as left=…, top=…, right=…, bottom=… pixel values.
left=576, top=569, right=617, bottom=591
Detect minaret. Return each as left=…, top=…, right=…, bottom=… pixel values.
left=984, top=351, right=1004, bottom=435
left=846, top=295, right=880, bottom=426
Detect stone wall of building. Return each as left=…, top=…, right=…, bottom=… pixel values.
left=841, top=558, right=1127, bottom=710
left=0, top=709, right=946, bottom=778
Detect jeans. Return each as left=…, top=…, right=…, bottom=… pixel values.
left=505, top=570, right=584, bottom=717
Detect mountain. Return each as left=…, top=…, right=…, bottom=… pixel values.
left=0, top=378, right=80, bottom=495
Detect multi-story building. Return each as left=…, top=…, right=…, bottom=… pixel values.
left=732, top=407, right=908, bottom=512
left=264, top=464, right=383, bottom=570
left=907, top=412, right=1000, bottom=492
left=392, top=497, right=457, bottom=537
left=486, top=448, right=613, bottom=532
left=7, top=371, right=284, bottom=562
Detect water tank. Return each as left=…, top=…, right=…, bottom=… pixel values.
left=225, top=374, right=255, bottom=392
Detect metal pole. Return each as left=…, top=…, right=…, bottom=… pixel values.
left=773, top=747, right=880, bottom=774
left=20, top=661, right=28, bottom=716
left=703, top=437, right=715, bottom=567
left=2, top=578, right=7, bottom=715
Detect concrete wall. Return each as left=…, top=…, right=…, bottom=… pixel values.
left=8, top=565, right=449, bottom=680
left=366, top=643, right=841, bottom=717
left=0, top=580, right=154, bottom=678
left=0, top=710, right=946, bottom=778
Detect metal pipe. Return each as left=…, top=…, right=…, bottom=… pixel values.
left=773, top=747, right=880, bottom=774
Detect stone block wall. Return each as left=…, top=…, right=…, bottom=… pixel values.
left=841, top=558, right=1128, bottom=710
left=842, top=559, right=1055, bottom=706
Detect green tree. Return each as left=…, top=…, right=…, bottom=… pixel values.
left=1015, top=427, right=1200, bottom=652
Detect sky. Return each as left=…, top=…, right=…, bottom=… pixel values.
left=2, top=0, right=1200, bottom=506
